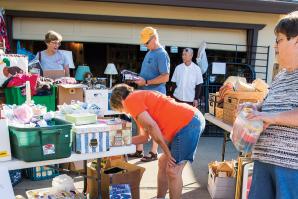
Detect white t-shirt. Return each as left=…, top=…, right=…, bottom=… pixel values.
left=171, top=62, right=203, bottom=102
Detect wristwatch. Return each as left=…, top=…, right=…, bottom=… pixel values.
left=145, top=80, right=149, bottom=86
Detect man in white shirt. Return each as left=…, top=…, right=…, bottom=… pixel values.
left=171, top=48, right=203, bottom=107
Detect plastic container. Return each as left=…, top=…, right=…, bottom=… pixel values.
left=230, top=108, right=263, bottom=153
left=25, top=165, right=59, bottom=181
left=9, top=118, right=73, bottom=162
left=4, top=86, right=57, bottom=111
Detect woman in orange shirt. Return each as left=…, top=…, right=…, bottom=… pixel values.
left=110, top=84, right=205, bottom=199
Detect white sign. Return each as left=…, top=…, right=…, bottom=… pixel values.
left=140, top=45, right=148, bottom=52
left=60, top=50, right=75, bottom=69
left=170, top=46, right=178, bottom=53
left=212, top=62, right=226, bottom=75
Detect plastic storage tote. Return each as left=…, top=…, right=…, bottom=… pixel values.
left=9, top=118, right=73, bottom=162
left=4, top=86, right=57, bottom=111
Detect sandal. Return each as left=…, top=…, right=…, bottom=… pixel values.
left=128, top=150, right=144, bottom=158
left=140, top=152, right=158, bottom=162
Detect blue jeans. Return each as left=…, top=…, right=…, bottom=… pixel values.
left=249, top=160, right=298, bottom=199
left=168, top=112, right=205, bottom=164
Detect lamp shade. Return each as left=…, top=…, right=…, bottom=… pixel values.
left=104, top=63, right=118, bottom=75
left=75, top=65, right=91, bottom=81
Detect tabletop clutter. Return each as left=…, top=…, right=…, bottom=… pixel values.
left=0, top=53, right=145, bottom=199
left=0, top=99, right=136, bottom=199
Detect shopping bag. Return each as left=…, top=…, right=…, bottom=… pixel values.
left=16, top=41, right=36, bottom=62
left=0, top=54, right=28, bottom=86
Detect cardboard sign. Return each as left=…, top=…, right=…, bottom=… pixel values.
left=43, top=70, right=65, bottom=80
left=0, top=54, right=28, bottom=86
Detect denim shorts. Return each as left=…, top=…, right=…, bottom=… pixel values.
left=248, top=160, right=298, bottom=199
left=168, top=112, right=206, bottom=164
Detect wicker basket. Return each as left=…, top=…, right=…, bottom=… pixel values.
left=215, top=107, right=223, bottom=119
left=223, top=91, right=266, bottom=125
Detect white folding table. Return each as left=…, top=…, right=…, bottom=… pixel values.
left=205, top=113, right=232, bottom=161
left=0, top=145, right=136, bottom=199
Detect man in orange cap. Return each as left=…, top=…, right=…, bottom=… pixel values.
left=129, top=27, right=170, bottom=162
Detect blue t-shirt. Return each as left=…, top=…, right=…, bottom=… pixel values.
left=35, top=50, right=68, bottom=70
left=139, top=47, right=170, bottom=94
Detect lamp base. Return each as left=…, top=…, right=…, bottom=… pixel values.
left=109, top=75, right=113, bottom=88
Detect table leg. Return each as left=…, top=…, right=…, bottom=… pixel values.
left=83, top=160, right=87, bottom=194
left=97, top=158, right=102, bottom=199
left=222, top=131, right=228, bottom=161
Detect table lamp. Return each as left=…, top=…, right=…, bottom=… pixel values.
left=75, top=65, right=91, bottom=81
left=104, top=63, right=118, bottom=88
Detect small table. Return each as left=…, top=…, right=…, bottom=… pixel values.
left=205, top=113, right=232, bottom=161
left=0, top=145, right=136, bottom=198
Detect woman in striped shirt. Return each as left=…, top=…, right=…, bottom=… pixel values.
left=241, top=11, right=298, bottom=199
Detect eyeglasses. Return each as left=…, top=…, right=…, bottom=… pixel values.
left=50, top=41, right=61, bottom=46
left=275, top=37, right=290, bottom=45
left=145, top=36, right=154, bottom=46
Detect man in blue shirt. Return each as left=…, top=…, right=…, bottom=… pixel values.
left=130, top=27, right=170, bottom=162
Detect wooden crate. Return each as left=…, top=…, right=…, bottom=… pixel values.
left=223, top=91, right=266, bottom=125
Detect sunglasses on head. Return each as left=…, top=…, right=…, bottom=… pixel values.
left=145, top=36, right=154, bottom=45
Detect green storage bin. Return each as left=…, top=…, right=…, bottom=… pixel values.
left=4, top=86, right=57, bottom=111
left=9, top=118, right=73, bottom=162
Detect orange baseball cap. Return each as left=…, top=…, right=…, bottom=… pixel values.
left=140, top=27, right=157, bottom=44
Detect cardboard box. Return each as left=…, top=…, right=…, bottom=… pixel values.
left=72, top=121, right=118, bottom=153
left=65, top=113, right=97, bottom=125
left=87, top=160, right=145, bottom=199
left=207, top=167, right=236, bottom=199
left=57, top=84, right=84, bottom=105
left=0, top=119, right=12, bottom=161
left=43, top=70, right=65, bottom=80
left=109, top=120, right=132, bottom=147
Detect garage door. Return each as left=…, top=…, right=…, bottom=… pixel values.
left=13, top=17, right=246, bottom=50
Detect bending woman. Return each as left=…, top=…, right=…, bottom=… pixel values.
left=110, top=83, right=205, bottom=199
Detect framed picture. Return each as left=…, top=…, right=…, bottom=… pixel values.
left=242, top=162, right=254, bottom=199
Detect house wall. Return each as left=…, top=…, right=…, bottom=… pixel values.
left=1, top=0, right=283, bottom=82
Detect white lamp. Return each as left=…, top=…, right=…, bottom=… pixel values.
left=104, top=63, right=118, bottom=88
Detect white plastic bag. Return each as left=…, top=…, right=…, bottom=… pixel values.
left=196, top=42, right=208, bottom=74
left=51, top=174, right=75, bottom=193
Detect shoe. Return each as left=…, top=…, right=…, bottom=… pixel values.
left=140, top=152, right=158, bottom=162
left=127, top=150, right=144, bottom=158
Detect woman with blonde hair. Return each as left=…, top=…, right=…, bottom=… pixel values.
left=35, top=30, right=69, bottom=76
left=110, top=83, right=205, bottom=199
